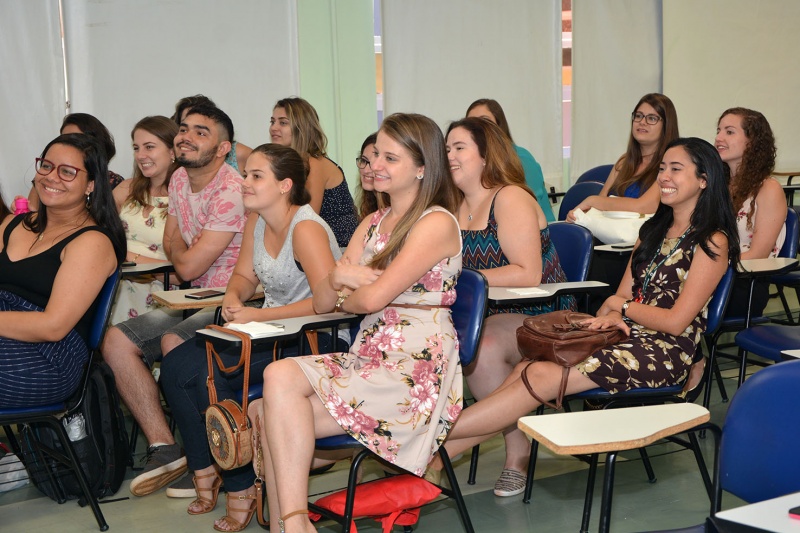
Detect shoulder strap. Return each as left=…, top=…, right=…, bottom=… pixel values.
left=2, top=215, right=24, bottom=247
left=205, top=325, right=252, bottom=414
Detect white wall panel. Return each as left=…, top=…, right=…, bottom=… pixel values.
left=381, top=0, right=563, bottom=184
left=570, top=0, right=663, bottom=181
left=0, top=0, right=65, bottom=199
left=62, top=0, right=299, bottom=179
left=663, top=0, right=800, bottom=170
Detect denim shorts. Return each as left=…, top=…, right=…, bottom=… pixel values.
left=115, top=307, right=216, bottom=367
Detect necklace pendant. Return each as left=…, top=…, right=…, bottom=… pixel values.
left=467, top=214, right=473, bottom=221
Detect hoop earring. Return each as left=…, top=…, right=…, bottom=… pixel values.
left=85, top=192, right=92, bottom=209
left=416, top=174, right=424, bottom=180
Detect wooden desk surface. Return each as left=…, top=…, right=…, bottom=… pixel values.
left=489, top=281, right=608, bottom=306
left=738, top=257, right=798, bottom=275
left=121, top=260, right=174, bottom=276
left=151, top=287, right=264, bottom=310
left=197, top=312, right=358, bottom=347
left=518, top=403, right=710, bottom=455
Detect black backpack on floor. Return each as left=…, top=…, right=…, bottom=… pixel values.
left=20, top=361, right=129, bottom=504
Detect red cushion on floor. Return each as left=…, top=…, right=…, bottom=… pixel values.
left=310, top=473, right=441, bottom=533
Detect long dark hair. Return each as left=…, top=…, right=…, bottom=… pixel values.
left=248, top=144, right=311, bottom=206
left=60, top=113, right=117, bottom=161
left=25, top=134, right=126, bottom=264
left=633, top=137, right=739, bottom=275
left=0, top=190, right=10, bottom=221
left=612, top=93, right=679, bottom=197
left=127, top=116, right=179, bottom=212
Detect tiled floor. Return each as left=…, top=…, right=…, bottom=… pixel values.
left=2, top=296, right=793, bottom=532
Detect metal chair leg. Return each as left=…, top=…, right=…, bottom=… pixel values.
left=523, top=439, right=538, bottom=504
left=579, top=453, right=600, bottom=533
left=439, top=447, right=475, bottom=533
left=638, top=448, right=657, bottom=483
left=598, top=452, right=618, bottom=533
left=467, top=444, right=479, bottom=485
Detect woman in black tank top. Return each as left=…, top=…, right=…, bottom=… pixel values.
left=0, top=133, right=124, bottom=408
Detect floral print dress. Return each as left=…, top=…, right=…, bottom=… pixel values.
left=577, top=235, right=708, bottom=393
left=109, top=198, right=169, bottom=324
left=291, top=207, right=463, bottom=476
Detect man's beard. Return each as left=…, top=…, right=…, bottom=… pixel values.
left=177, top=146, right=216, bottom=168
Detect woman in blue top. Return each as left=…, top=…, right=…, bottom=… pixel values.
left=446, top=117, right=574, bottom=497
left=466, top=98, right=555, bottom=222
left=567, top=93, right=679, bottom=220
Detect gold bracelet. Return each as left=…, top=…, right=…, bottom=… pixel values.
left=131, top=253, right=141, bottom=261
left=335, top=290, right=349, bottom=311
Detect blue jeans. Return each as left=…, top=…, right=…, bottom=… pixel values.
left=160, top=332, right=341, bottom=491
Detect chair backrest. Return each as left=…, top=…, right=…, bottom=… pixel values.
left=548, top=222, right=593, bottom=283
left=719, top=359, right=800, bottom=503
left=704, top=266, right=735, bottom=337
left=558, top=181, right=605, bottom=221
left=87, top=270, right=121, bottom=351
left=575, top=164, right=614, bottom=184
left=778, top=207, right=799, bottom=258
left=451, top=268, right=488, bottom=367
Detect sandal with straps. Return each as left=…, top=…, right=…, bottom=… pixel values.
left=187, top=471, right=222, bottom=515
left=278, top=509, right=309, bottom=533
left=214, top=492, right=258, bottom=532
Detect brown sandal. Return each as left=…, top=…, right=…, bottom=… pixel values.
left=214, top=492, right=257, bottom=532
left=187, top=471, right=222, bottom=515
left=278, top=509, right=309, bottom=533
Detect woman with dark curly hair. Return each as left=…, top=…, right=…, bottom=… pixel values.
left=715, top=107, right=786, bottom=317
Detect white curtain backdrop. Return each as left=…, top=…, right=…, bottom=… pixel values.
left=663, top=0, right=800, bottom=170
left=570, top=0, right=662, bottom=181
left=381, top=0, right=563, bottom=185
left=61, top=0, right=299, bottom=180
left=0, top=0, right=66, bottom=200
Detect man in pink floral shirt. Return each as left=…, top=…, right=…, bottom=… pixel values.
left=101, top=104, right=246, bottom=497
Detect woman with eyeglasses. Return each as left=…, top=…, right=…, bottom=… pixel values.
left=26, top=113, right=126, bottom=211
left=716, top=107, right=786, bottom=318
left=269, top=97, right=359, bottom=249
left=567, top=93, right=679, bottom=220
left=355, top=132, right=380, bottom=220
left=0, top=134, right=125, bottom=408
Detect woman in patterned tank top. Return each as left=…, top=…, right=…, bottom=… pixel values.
left=446, top=117, right=574, bottom=497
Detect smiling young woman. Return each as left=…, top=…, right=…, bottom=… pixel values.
left=0, top=133, right=124, bottom=408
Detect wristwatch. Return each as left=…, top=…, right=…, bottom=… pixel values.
left=621, top=299, right=633, bottom=318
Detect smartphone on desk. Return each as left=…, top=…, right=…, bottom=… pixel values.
left=121, top=261, right=136, bottom=267
left=611, top=244, right=633, bottom=250
left=789, top=505, right=800, bottom=519
left=185, top=289, right=225, bottom=300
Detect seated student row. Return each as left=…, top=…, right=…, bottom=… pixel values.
left=0, top=92, right=780, bottom=528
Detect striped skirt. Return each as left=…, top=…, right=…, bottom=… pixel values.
left=0, top=291, right=89, bottom=408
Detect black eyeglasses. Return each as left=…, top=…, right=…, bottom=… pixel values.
left=35, top=158, right=85, bottom=182
left=356, top=156, right=371, bottom=169
left=632, top=112, right=662, bottom=125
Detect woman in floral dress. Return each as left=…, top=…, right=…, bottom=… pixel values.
left=109, top=116, right=178, bottom=324
left=250, top=113, right=462, bottom=532
left=428, top=137, right=739, bottom=470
